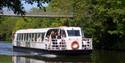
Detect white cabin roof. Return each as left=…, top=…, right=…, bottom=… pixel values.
left=16, top=28, right=50, bottom=33
left=59, top=27, right=81, bottom=30
left=15, top=27, right=81, bottom=33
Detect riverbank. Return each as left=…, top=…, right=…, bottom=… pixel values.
left=0, top=41, right=11, bottom=43
left=0, top=55, right=11, bottom=63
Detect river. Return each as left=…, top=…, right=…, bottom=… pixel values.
left=0, top=42, right=125, bottom=63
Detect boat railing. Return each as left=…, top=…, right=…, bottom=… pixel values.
left=82, top=38, right=93, bottom=50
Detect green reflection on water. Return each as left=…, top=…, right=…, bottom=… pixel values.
left=91, top=50, right=125, bottom=63
left=0, top=55, right=12, bottom=63
left=27, top=55, right=92, bottom=62
left=0, top=50, right=125, bottom=63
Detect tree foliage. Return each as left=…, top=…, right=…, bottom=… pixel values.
left=0, top=0, right=51, bottom=15
left=0, top=17, right=16, bottom=41
left=0, top=0, right=125, bottom=50
left=83, top=0, right=125, bottom=49
left=47, top=0, right=125, bottom=49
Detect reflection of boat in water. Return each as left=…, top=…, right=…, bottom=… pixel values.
left=12, top=27, right=93, bottom=55
left=12, top=55, right=92, bottom=63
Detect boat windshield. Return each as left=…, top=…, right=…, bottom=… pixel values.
left=67, top=30, right=80, bottom=36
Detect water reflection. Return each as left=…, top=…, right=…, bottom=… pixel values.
left=1, top=42, right=125, bottom=63
left=0, top=42, right=13, bottom=56
left=91, top=50, right=125, bottom=63
left=0, top=55, right=11, bottom=63
left=12, top=55, right=92, bottom=63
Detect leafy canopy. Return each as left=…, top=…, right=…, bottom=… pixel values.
left=0, top=0, right=51, bottom=15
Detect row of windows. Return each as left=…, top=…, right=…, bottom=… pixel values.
left=16, top=33, right=45, bottom=42
left=15, top=29, right=81, bottom=42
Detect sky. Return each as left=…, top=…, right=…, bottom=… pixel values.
left=23, top=2, right=37, bottom=11
left=23, top=2, right=48, bottom=11
left=3, top=1, right=48, bottom=14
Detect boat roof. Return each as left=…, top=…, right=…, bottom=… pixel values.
left=15, top=26, right=81, bottom=33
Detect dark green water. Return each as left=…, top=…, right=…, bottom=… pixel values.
left=0, top=42, right=125, bottom=63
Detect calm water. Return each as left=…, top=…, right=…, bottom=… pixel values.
left=0, top=42, right=125, bottom=63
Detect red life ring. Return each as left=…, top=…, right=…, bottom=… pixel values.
left=71, top=41, right=79, bottom=49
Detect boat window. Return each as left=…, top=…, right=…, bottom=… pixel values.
left=36, top=33, right=39, bottom=42
left=21, top=33, right=23, bottom=41
left=61, top=30, right=66, bottom=37
left=41, top=33, right=45, bottom=41
left=32, top=33, right=35, bottom=42
left=18, top=34, right=20, bottom=41
left=22, top=33, right=24, bottom=41
left=40, top=33, right=43, bottom=42
left=25, top=33, right=26, bottom=41
left=21, top=33, right=25, bottom=41
left=18, top=34, right=21, bottom=41
left=67, top=30, right=80, bottom=36
left=26, top=33, right=28, bottom=41
left=24, top=33, right=26, bottom=41
left=46, top=29, right=59, bottom=39
left=28, top=33, right=32, bottom=42
left=35, top=33, right=37, bottom=42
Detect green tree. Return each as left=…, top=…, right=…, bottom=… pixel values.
left=0, top=17, right=16, bottom=41
left=48, top=0, right=125, bottom=49
left=48, top=0, right=73, bottom=15
left=0, top=0, right=51, bottom=15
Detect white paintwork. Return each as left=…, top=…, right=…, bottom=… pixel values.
left=13, top=26, right=93, bottom=51
left=15, top=27, right=81, bottom=34
left=15, top=28, right=48, bottom=33
left=64, top=37, right=82, bottom=50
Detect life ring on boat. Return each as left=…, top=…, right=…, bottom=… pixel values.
left=71, top=41, right=79, bottom=49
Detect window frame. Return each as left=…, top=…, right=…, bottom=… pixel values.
left=67, top=30, right=80, bottom=36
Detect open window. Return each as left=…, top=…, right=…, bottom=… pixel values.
left=60, top=30, right=66, bottom=38
left=46, top=29, right=59, bottom=39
